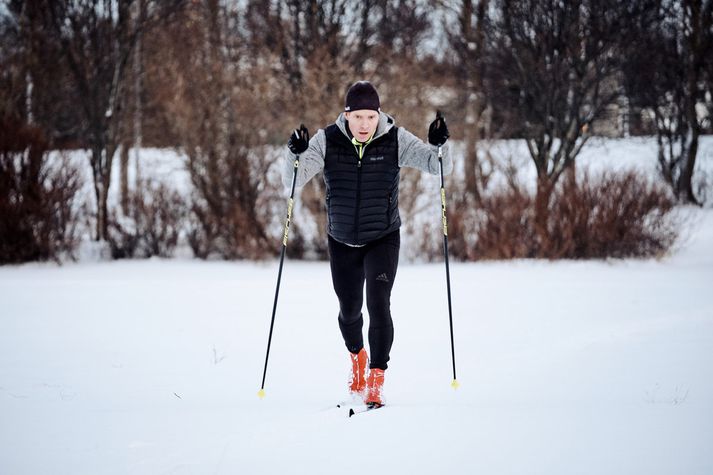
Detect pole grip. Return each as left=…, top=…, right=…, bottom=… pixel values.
left=282, top=159, right=299, bottom=246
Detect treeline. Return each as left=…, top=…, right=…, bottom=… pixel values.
left=1, top=0, right=711, bottom=264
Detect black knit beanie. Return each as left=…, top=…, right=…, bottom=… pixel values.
left=344, top=81, right=380, bottom=112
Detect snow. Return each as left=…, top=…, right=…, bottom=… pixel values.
left=2, top=136, right=713, bottom=473
left=1, top=207, right=713, bottom=474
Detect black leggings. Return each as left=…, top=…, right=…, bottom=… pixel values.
left=328, top=230, right=400, bottom=370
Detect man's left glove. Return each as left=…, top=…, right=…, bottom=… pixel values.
left=428, top=111, right=450, bottom=146
left=288, top=124, right=310, bottom=155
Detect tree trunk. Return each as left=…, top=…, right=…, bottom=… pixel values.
left=677, top=130, right=700, bottom=205
left=534, top=175, right=554, bottom=256
left=100, top=178, right=110, bottom=241
left=678, top=16, right=702, bottom=206
left=120, top=141, right=130, bottom=214
left=91, top=147, right=105, bottom=241
left=133, top=0, right=145, bottom=192
left=464, top=91, right=482, bottom=203
left=461, top=0, right=489, bottom=205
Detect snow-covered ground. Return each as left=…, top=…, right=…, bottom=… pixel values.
left=1, top=203, right=712, bottom=474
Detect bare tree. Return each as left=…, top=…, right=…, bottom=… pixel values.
left=17, top=0, right=184, bottom=242
left=3, top=1, right=81, bottom=146
left=243, top=0, right=435, bottom=132
left=243, top=0, right=376, bottom=257
left=155, top=1, right=279, bottom=259
left=370, top=0, right=434, bottom=132
left=245, top=0, right=369, bottom=127
left=487, top=0, right=654, bottom=246
left=447, top=0, right=491, bottom=203
left=120, top=0, right=148, bottom=215
left=624, top=0, right=712, bottom=205
left=43, top=0, right=134, bottom=241
left=0, top=3, right=27, bottom=122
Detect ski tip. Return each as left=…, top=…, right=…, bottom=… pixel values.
left=451, top=379, right=460, bottom=390
left=348, top=408, right=355, bottom=417
left=257, top=389, right=266, bottom=399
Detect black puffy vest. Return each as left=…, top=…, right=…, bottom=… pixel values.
left=323, top=123, right=400, bottom=245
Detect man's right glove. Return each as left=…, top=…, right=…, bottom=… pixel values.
left=428, top=111, right=450, bottom=146
left=288, top=124, right=310, bottom=155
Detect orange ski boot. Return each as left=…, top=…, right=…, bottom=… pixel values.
left=349, top=348, right=368, bottom=395
left=365, top=368, right=385, bottom=408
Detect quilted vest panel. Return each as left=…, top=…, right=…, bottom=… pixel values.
left=323, top=124, right=401, bottom=245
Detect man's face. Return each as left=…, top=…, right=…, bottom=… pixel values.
left=345, top=110, right=379, bottom=143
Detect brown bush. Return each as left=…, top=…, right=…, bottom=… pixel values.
left=185, top=145, right=278, bottom=260
left=470, top=187, right=537, bottom=259
left=107, top=181, right=186, bottom=259
left=546, top=171, right=678, bottom=259
left=0, top=119, right=82, bottom=264
left=445, top=170, right=679, bottom=260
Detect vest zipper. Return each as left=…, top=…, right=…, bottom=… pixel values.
left=351, top=137, right=372, bottom=244
left=355, top=149, right=363, bottom=242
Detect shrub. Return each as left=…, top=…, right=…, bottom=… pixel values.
left=0, top=119, right=82, bottom=264
left=186, top=145, right=280, bottom=260
left=107, top=180, right=187, bottom=259
left=470, top=187, right=537, bottom=259
left=444, top=169, right=678, bottom=260
left=546, top=171, right=678, bottom=259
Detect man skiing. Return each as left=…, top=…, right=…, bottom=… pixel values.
left=284, top=81, right=452, bottom=408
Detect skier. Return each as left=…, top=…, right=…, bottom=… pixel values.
left=284, top=81, right=452, bottom=408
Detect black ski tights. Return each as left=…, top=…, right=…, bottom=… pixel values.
left=328, top=230, right=399, bottom=370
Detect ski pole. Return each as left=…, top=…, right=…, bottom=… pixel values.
left=258, top=153, right=300, bottom=399
left=436, top=121, right=459, bottom=390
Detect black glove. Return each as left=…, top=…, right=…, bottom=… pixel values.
left=288, top=124, right=310, bottom=155
left=428, top=111, right=450, bottom=146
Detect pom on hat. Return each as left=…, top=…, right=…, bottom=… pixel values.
left=345, top=81, right=380, bottom=112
